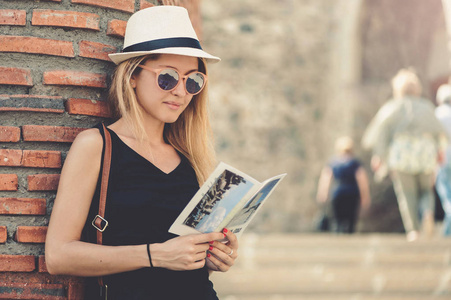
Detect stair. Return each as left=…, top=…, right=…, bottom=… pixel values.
left=210, top=234, right=451, bottom=300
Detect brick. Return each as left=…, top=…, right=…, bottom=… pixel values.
left=0, top=66, right=33, bottom=86
left=0, top=174, right=18, bottom=191
left=43, top=70, right=107, bottom=88
left=66, top=98, right=112, bottom=117
left=0, top=94, right=65, bottom=113
left=32, top=9, right=100, bottom=31
left=15, top=226, right=47, bottom=243
left=28, top=174, right=60, bottom=191
left=22, top=125, right=87, bottom=143
left=0, top=126, right=20, bottom=142
left=22, top=150, right=61, bottom=168
left=38, top=255, right=48, bottom=273
left=0, top=198, right=46, bottom=215
left=0, top=9, right=26, bottom=26
left=0, top=149, right=22, bottom=167
left=0, top=149, right=62, bottom=168
left=79, top=40, right=117, bottom=61
left=67, top=279, right=85, bottom=300
left=0, top=282, right=65, bottom=298
left=71, top=0, right=135, bottom=13
left=0, top=226, right=6, bottom=243
left=0, top=273, right=84, bottom=298
left=0, top=35, right=74, bottom=57
left=107, top=19, right=126, bottom=38
left=0, top=255, right=35, bottom=272
left=140, top=0, right=155, bottom=9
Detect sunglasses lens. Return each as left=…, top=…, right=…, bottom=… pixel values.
left=158, top=69, right=179, bottom=91
left=186, top=72, right=205, bottom=95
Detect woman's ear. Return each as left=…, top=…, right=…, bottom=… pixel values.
left=130, top=77, right=137, bottom=88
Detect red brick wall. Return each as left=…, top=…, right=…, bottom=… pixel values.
left=0, top=0, right=201, bottom=298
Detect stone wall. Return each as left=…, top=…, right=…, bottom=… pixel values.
left=201, top=0, right=336, bottom=232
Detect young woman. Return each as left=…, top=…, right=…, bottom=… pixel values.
left=45, top=6, right=238, bottom=299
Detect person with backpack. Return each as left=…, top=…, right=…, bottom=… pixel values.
left=362, top=68, right=447, bottom=241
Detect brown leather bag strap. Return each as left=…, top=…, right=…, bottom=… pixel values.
left=91, top=123, right=112, bottom=291
left=96, top=123, right=112, bottom=244
left=92, top=123, right=112, bottom=244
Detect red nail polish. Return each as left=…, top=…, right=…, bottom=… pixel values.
left=209, top=246, right=213, bottom=251
left=223, top=228, right=228, bottom=233
left=209, top=241, right=214, bottom=245
left=207, top=253, right=211, bottom=257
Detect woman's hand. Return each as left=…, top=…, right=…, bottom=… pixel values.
left=150, top=232, right=225, bottom=271
left=206, top=228, right=239, bottom=272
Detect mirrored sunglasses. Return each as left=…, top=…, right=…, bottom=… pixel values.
left=137, top=65, right=207, bottom=95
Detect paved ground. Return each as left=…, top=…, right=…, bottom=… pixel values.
left=210, top=233, right=451, bottom=300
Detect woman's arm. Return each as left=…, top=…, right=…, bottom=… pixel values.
left=355, top=167, right=371, bottom=211
left=45, top=129, right=224, bottom=276
left=316, top=166, right=333, bottom=203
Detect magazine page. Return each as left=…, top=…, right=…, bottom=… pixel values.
left=219, top=173, right=286, bottom=238
left=169, top=162, right=261, bottom=236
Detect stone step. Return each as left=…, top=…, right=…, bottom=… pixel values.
left=235, top=234, right=451, bottom=266
left=238, top=233, right=451, bottom=248
left=211, top=233, right=451, bottom=299
left=236, top=249, right=451, bottom=267
left=212, top=266, right=451, bottom=294
left=216, top=294, right=451, bottom=300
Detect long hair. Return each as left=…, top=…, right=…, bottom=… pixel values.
left=109, top=55, right=216, bottom=185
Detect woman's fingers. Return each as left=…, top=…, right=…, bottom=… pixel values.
left=223, top=228, right=238, bottom=249
left=156, top=232, right=225, bottom=271
left=194, top=232, right=225, bottom=245
left=194, top=250, right=208, bottom=262
left=209, top=249, right=234, bottom=268
left=160, top=229, right=238, bottom=272
left=206, top=228, right=239, bottom=272
left=206, top=252, right=231, bottom=272
left=209, top=241, right=235, bottom=259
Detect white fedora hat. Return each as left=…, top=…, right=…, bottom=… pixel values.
left=109, top=6, right=220, bottom=65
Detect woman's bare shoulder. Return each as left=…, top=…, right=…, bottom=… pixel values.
left=68, top=128, right=104, bottom=159
left=73, top=128, right=103, bottom=147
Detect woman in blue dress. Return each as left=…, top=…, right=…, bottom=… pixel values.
left=317, top=136, right=371, bottom=233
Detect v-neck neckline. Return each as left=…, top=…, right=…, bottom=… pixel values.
left=106, top=127, right=182, bottom=176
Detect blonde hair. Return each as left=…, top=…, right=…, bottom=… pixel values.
left=335, top=136, right=354, bottom=155
left=391, top=68, right=422, bottom=99
left=109, top=55, right=216, bottom=185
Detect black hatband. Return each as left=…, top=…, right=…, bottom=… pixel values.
left=123, top=37, right=202, bottom=53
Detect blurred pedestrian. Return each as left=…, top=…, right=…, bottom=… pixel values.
left=435, top=83, right=451, bottom=236
left=316, top=136, right=371, bottom=233
left=362, top=68, right=447, bottom=241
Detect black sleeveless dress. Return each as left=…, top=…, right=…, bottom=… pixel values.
left=83, top=124, right=218, bottom=299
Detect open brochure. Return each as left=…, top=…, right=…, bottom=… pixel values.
left=169, top=162, right=286, bottom=238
